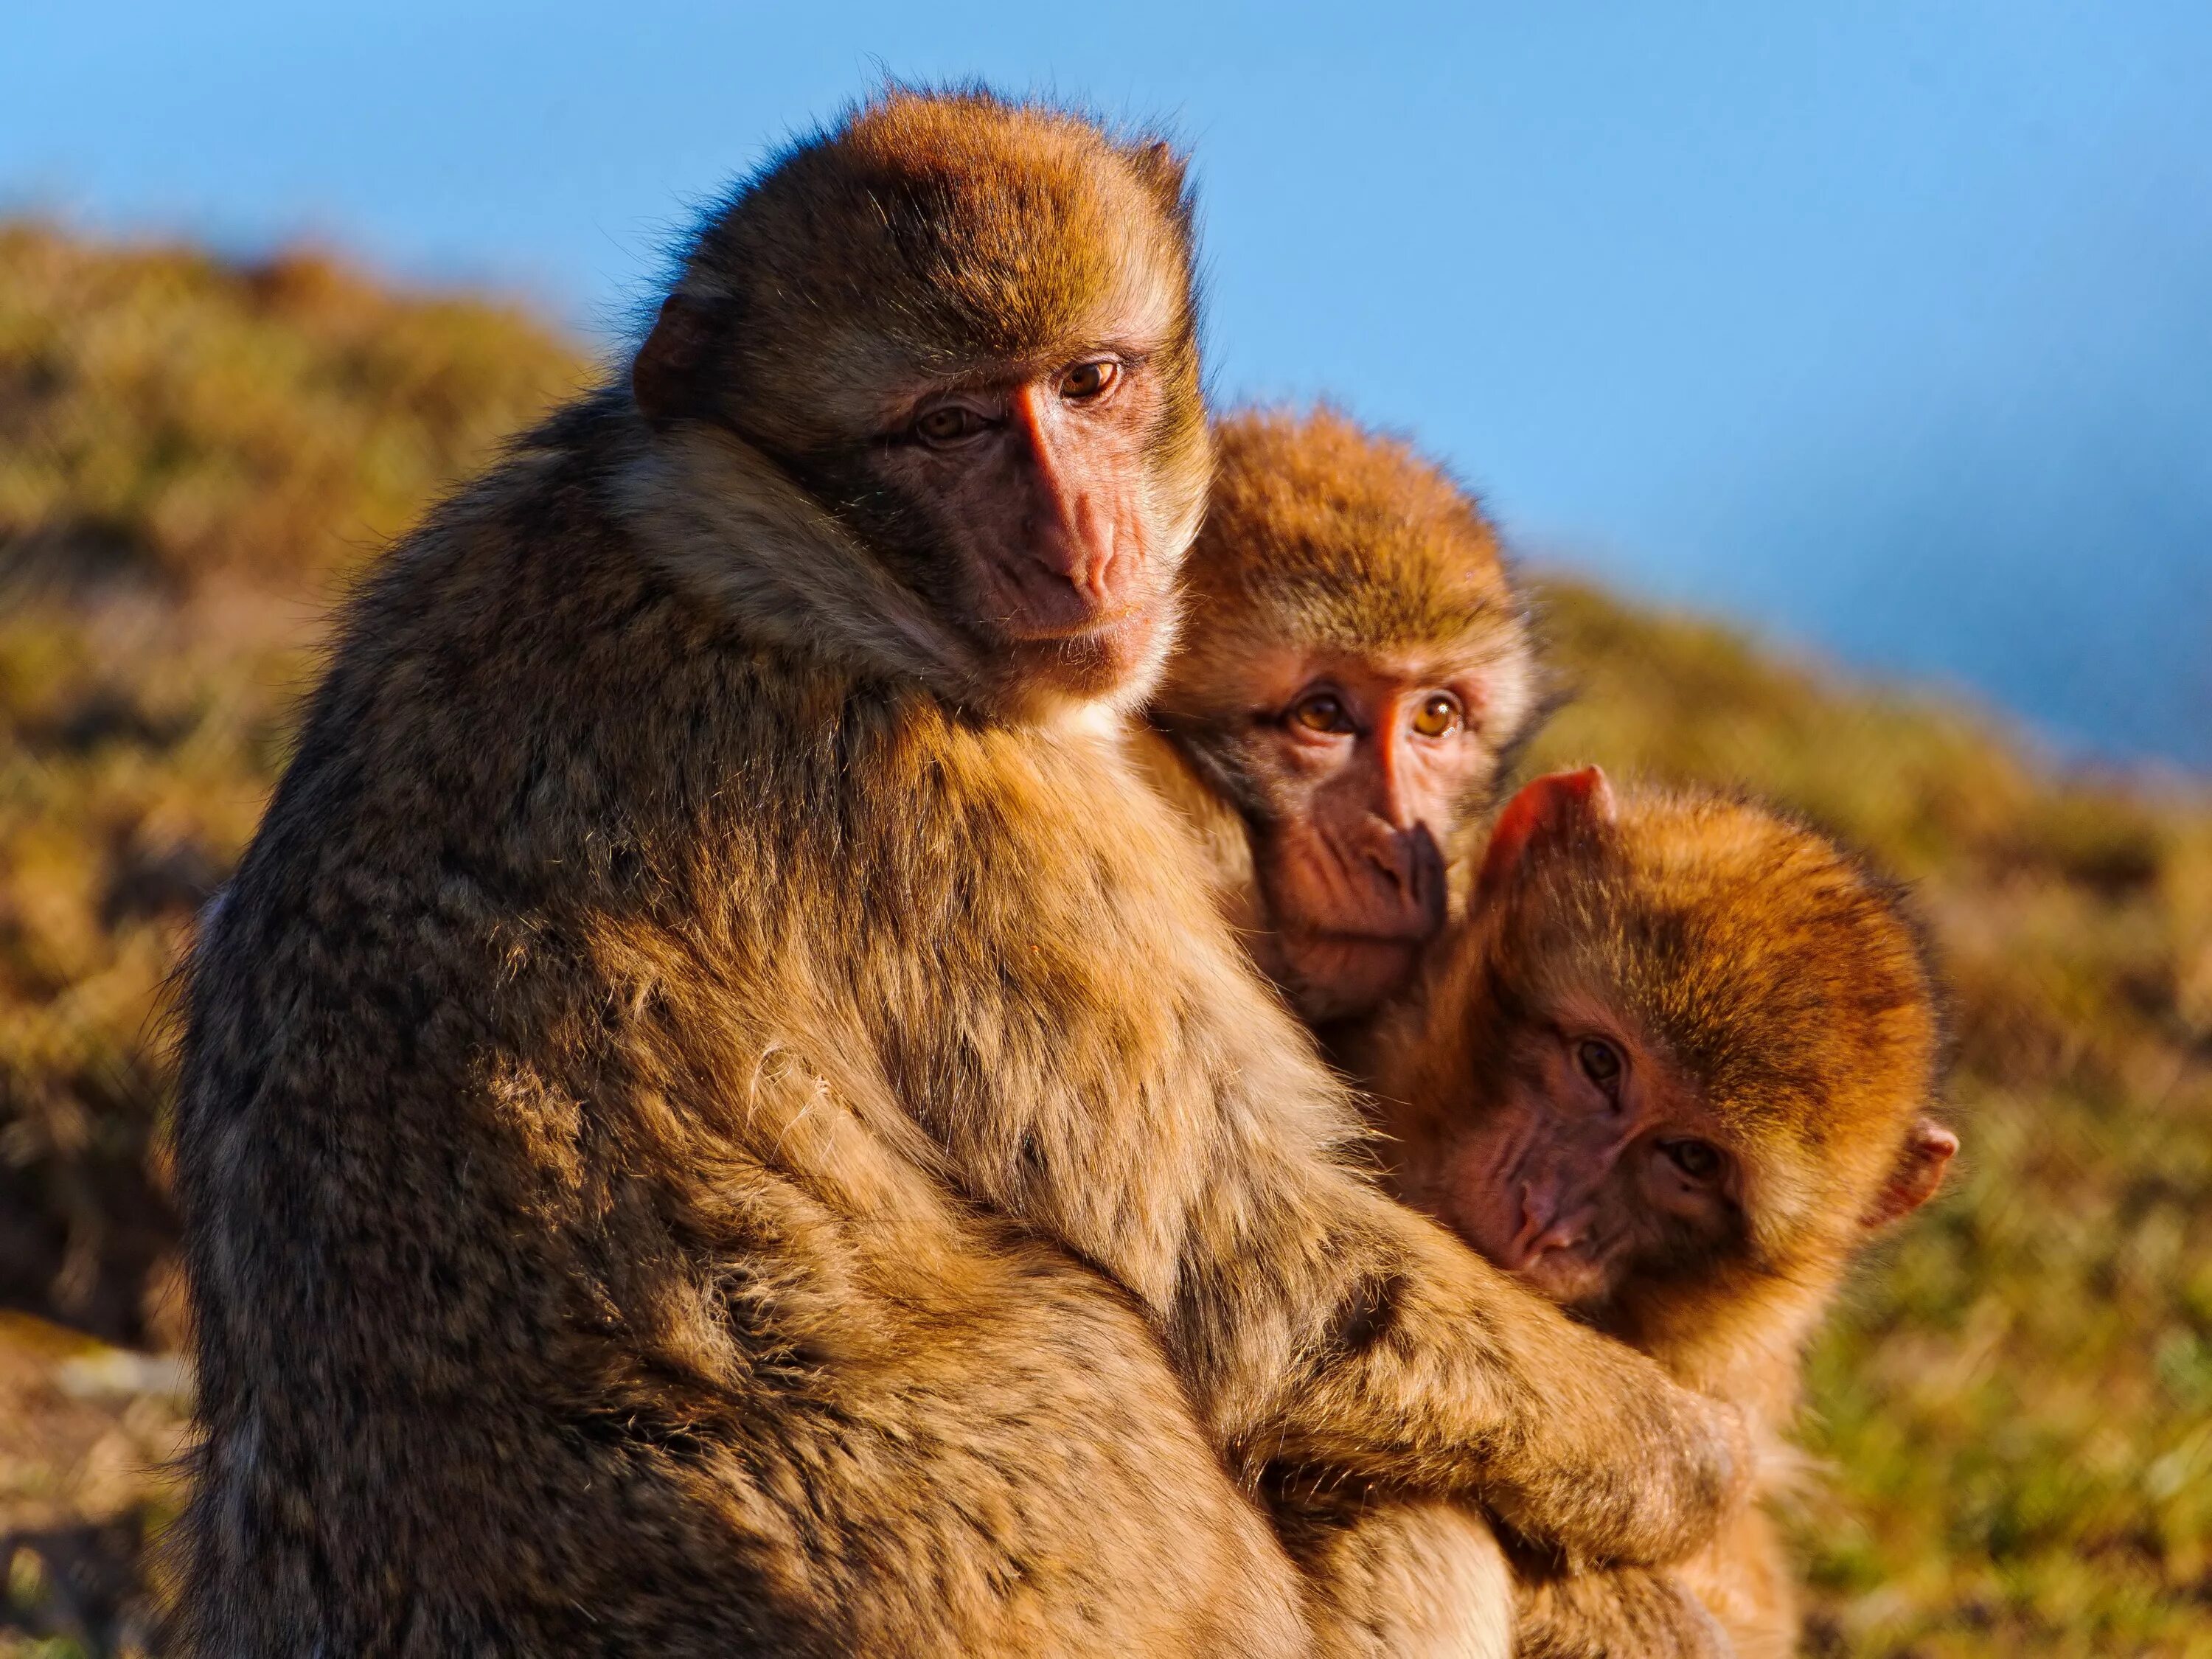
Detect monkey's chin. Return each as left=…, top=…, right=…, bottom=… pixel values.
left=1001, top=611, right=1166, bottom=707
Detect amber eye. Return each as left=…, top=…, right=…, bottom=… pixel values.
left=1411, top=692, right=1464, bottom=738
left=1060, top=359, right=1120, bottom=401
left=1290, top=692, right=1352, bottom=735
left=1660, top=1139, right=1721, bottom=1180
left=914, top=406, right=978, bottom=445
left=1576, top=1038, right=1623, bottom=1092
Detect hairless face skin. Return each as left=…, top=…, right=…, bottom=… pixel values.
left=1433, top=985, right=1746, bottom=1310
left=863, top=343, right=1181, bottom=698
left=1231, top=644, right=1513, bottom=1022
left=641, top=282, right=1193, bottom=709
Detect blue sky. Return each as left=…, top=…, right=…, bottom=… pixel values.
left=5, top=1, right=2208, bottom=769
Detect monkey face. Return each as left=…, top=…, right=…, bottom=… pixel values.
left=857, top=340, right=1188, bottom=703
left=1147, top=407, right=1539, bottom=1020
left=1224, top=647, right=1509, bottom=1022
left=1427, top=997, right=1744, bottom=1317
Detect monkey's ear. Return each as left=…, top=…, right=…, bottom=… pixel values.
left=1127, top=139, right=1190, bottom=214
left=1475, top=767, right=1616, bottom=904
left=633, top=293, right=723, bottom=424
left=1861, top=1116, right=1958, bottom=1229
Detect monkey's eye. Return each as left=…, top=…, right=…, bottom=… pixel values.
left=914, top=406, right=981, bottom=446
left=1411, top=692, right=1464, bottom=739
left=1290, top=692, right=1353, bottom=735
left=1059, top=359, right=1121, bottom=402
left=1576, top=1038, right=1623, bottom=1093
left=1660, top=1139, right=1722, bottom=1180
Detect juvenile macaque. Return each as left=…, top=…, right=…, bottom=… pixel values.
left=171, top=94, right=1739, bottom=1657
left=1363, top=768, right=1958, bottom=1656
left=1141, top=406, right=1542, bottom=1028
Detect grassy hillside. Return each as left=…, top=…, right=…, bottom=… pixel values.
left=2, top=220, right=2207, bottom=1657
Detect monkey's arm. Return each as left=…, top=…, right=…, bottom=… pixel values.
left=1512, top=1562, right=1736, bottom=1659
left=1173, top=1127, right=1749, bottom=1568
left=878, top=737, right=1745, bottom=1568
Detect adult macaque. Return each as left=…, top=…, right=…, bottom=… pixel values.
left=172, top=94, right=1739, bottom=1657
left=1140, top=406, right=1542, bottom=1029
left=1362, top=768, right=1958, bottom=1657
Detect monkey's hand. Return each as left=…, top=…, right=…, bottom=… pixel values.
left=1477, top=1318, right=1753, bottom=1571
left=1512, top=1561, right=1737, bottom=1659
left=1247, top=1206, right=1751, bottom=1569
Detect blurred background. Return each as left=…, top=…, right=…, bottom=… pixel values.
left=1, top=4, right=2208, bottom=1655
left=11, top=0, right=2208, bottom=771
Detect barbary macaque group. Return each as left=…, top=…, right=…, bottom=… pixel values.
left=170, top=87, right=1952, bottom=1657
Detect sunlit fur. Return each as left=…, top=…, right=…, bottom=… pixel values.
left=1365, top=784, right=1948, bottom=1658
left=170, top=91, right=1739, bottom=1658
left=1152, top=404, right=1539, bottom=841
left=1177, top=404, right=1529, bottom=672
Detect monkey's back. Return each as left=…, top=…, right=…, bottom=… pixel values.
left=169, top=401, right=1312, bottom=1658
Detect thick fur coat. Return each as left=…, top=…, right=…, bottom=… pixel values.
left=172, top=93, right=1734, bottom=1658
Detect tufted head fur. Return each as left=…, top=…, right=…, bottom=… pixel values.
left=661, top=91, right=1198, bottom=458
left=1155, top=404, right=1537, bottom=790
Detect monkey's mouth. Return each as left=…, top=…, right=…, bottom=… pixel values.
left=1301, top=921, right=1434, bottom=947
left=1000, top=605, right=1150, bottom=644
left=998, top=607, right=1165, bottom=695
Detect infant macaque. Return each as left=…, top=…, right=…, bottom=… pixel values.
left=1360, top=768, right=1957, bottom=1658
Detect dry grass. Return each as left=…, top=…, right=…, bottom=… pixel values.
left=1, top=220, right=2207, bottom=1655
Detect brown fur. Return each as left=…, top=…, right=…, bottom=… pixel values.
left=171, top=91, right=1741, bottom=1657
left=1364, top=782, right=1950, bottom=1656
left=1273, top=1477, right=1515, bottom=1659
